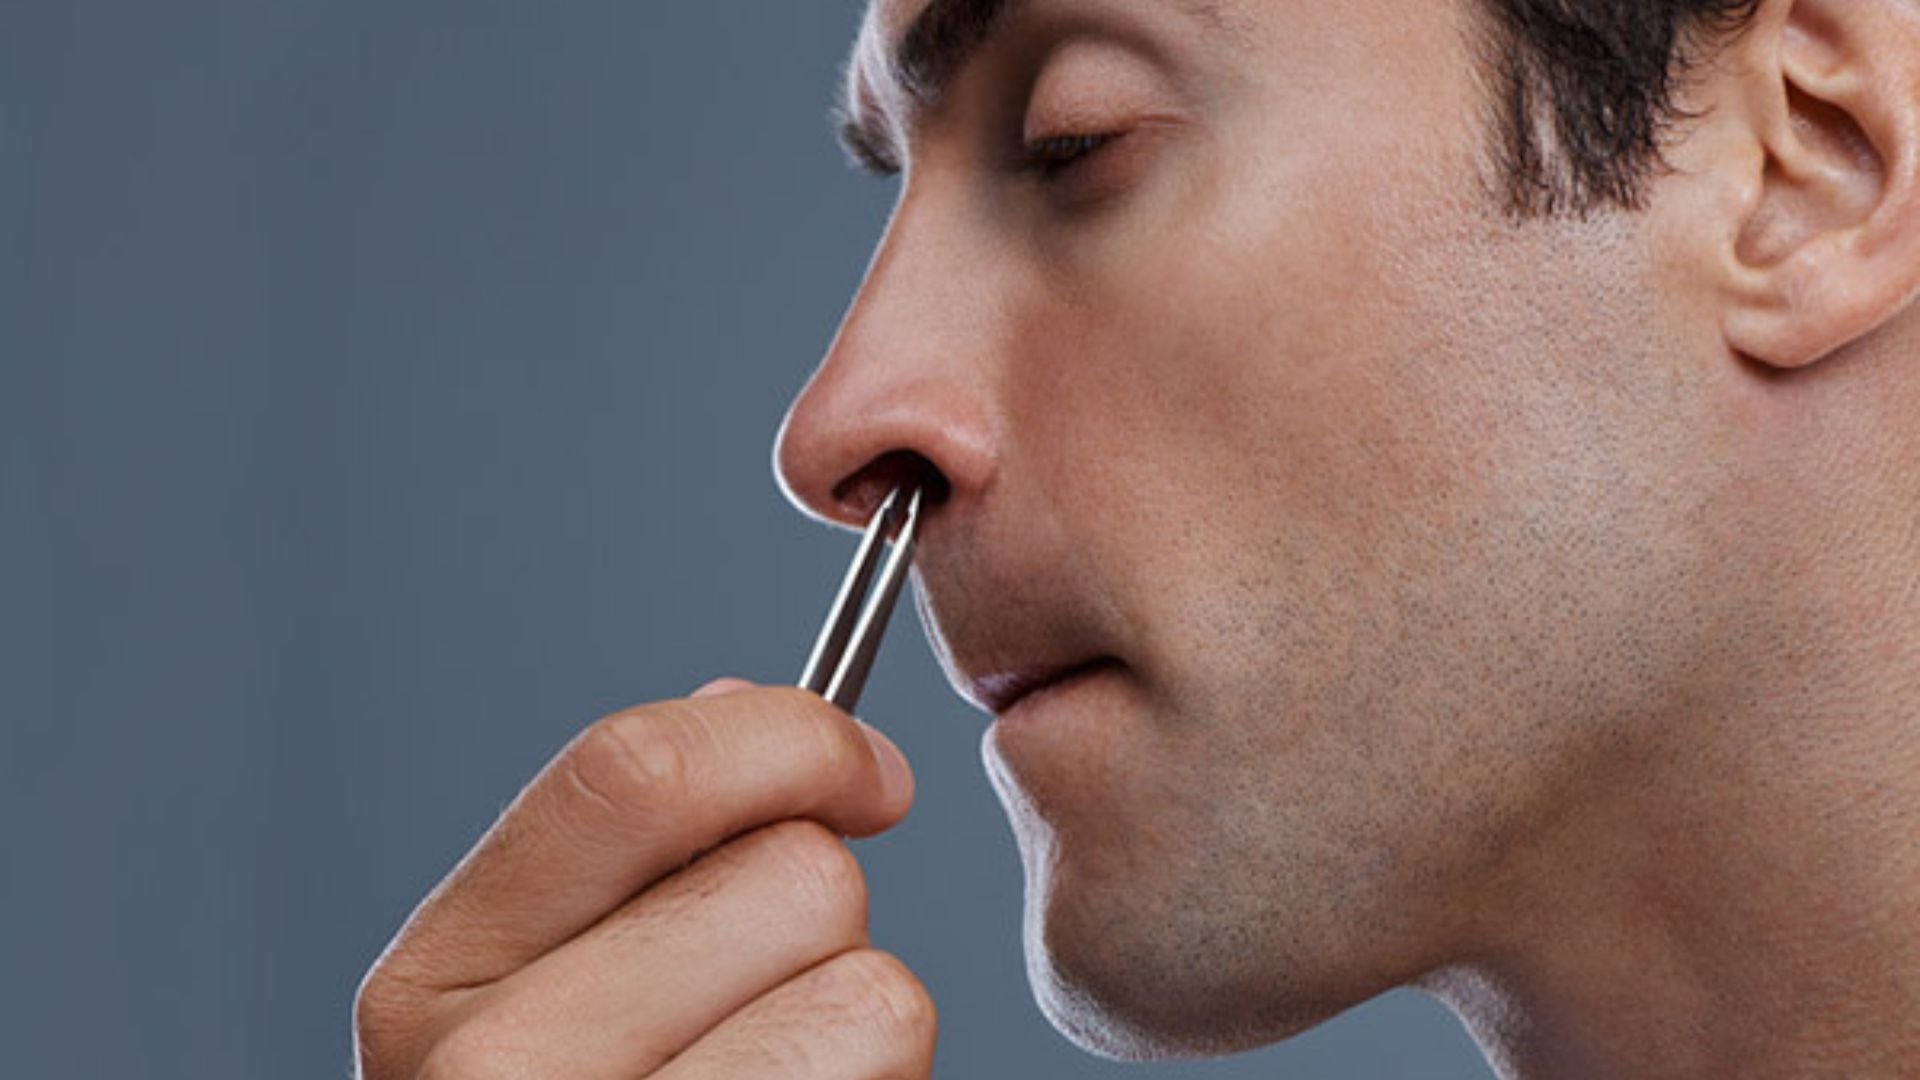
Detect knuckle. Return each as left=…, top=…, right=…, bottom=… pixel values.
left=354, top=955, right=485, bottom=1079
left=830, top=949, right=939, bottom=1050
left=352, top=965, right=394, bottom=1034
left=352, top=963, right=422, bottom=1070
left=562, top=707, right=703, bottom=827
left=759, top=819, right=868, bottom=920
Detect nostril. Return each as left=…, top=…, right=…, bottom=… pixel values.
left=832, top=450, right=951, bottom=524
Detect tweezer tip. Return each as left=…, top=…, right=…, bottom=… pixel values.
left=874, top=482, right=921, bottom=537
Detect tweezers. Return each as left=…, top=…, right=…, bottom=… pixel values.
left=797, top=483, right=925, bottom=714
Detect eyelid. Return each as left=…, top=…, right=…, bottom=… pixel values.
left=1019, top=34, right=1171, bottom=137
left=1015, top=131, right=1123, bottom=177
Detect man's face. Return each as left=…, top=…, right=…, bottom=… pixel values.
left=778, top=0, right=1747, bottom=1059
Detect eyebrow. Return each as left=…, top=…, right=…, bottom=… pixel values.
left=835, top=0, right=1021, bottom=176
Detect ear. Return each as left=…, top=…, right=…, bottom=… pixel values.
left=1719, top=0, right=1920, bottom=370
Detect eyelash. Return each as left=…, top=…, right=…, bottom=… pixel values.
left=1018, top=132, right=1121, bottom=178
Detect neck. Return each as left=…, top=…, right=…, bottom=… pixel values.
left=1421, top=586, right=1920, bottom=1078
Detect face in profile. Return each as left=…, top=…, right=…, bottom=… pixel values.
left=776, top=0, right=1764, bottom=1060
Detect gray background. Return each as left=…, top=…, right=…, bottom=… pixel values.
left=2, top=2, right=1496, bottom=1076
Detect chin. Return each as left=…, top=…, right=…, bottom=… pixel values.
left=1015, top=864, right=1353, bottom=1063
left=982, top=689, right=1433, bottom=1062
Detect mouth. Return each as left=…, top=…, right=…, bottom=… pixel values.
left=968, top=656, right=1123, bottom=717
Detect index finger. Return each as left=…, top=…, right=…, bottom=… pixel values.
left=378, top=683, right=913, bottom=991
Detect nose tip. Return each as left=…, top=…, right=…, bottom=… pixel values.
left=773, top=400, right=953, bottom=530
left=772, top=371, right=990, bottom=533
left=771, top=396, right=849, bottom=530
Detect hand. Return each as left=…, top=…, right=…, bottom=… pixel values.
left=354, top=678, right=935, bottom=1078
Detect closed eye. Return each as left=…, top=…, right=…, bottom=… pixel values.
left=1018, top=132, right=1122, bottom=179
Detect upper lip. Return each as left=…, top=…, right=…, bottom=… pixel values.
left=965, top=656, right=1115, bottom=715
left=900, top=499, right=1117, bottom=716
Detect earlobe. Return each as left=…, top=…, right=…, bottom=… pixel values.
left=1721, top=0, right=1920, bottom=369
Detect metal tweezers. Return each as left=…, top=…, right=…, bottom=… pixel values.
left=798, top=483, right=925, bottom=714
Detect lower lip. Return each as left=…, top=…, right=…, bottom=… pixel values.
left=996, top=658, right=1123, bottom=724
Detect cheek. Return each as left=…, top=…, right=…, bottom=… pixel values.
left=1000, top=168, right=1506, bottom=701
left=990, top=0, right=1521, bottom=737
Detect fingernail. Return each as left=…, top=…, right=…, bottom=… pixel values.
left=859, top=722, right=914, bottom=805
left=691, top=677, right=754, bottom=699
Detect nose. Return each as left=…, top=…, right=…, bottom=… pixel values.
left=774, top=187, right=1002, bottom=530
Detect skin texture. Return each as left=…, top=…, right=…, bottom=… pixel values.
left=355, top=682, right=940, bottom=1079
left=773, top=0, right=1920, bottom=1075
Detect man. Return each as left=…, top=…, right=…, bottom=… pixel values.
left=354, top=0, right=1920, bottom=1075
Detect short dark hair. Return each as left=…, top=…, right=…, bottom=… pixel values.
left=1478, top=0, right=1764, bottom=216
